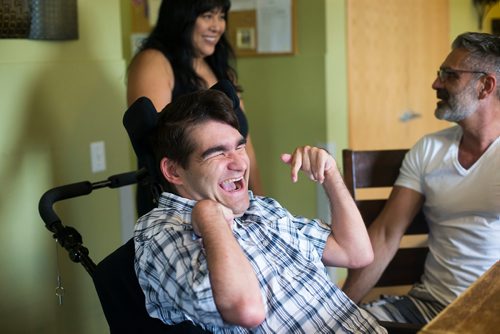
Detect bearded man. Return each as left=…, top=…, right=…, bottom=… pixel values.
left=342, top=31, right=500, bottom=325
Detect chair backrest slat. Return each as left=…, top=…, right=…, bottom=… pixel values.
left=342, top=149, right=428, bottom=287
left=345, top=149, right=409, bottom=191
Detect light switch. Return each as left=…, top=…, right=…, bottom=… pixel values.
left=90, top=141, right=106, bottom=173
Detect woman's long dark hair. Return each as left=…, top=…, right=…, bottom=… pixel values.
left=138, top=0, right=239, bottom=92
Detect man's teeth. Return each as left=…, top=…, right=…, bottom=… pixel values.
left=221, top=177, right=242, bottom=191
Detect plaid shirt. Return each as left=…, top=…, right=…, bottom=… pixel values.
left=134, top=192, right=386, bottom=334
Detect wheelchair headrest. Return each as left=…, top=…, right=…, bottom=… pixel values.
left=210, top=79, right=241, bottom=113
left=210, top=80, right=248, bottom=137
left=122, top=97, right=158, bottom=176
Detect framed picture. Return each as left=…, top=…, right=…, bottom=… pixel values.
left=228, top=0, right=297, bottom=57
left=236, top=27, right=255, bottom=50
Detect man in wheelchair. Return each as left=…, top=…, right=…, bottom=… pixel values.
left=133, top=89, right=387, bottom=333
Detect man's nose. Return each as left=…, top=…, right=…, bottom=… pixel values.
left=431, top=76, right=442, bottom=90
left=227, top=152, right=247, bottom=170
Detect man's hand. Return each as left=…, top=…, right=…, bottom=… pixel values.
left=191, top=200, right=265, bottom=327
left=192, top=199, right=234, bottom=237
left=282, top=145, right=373, bottom=269
left=280, top=145, right=337, bottom=183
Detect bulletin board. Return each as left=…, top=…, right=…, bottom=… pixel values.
left=129, top=0, right=160, bottom=56
left=228, top=0, right=297, bottom=57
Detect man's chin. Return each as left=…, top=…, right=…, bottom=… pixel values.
left=434, top=107, right=448, bottom=120
left=228, top=199, right=250, bottom=217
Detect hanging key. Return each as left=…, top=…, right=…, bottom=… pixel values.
left=55, top=274, right=65, bottom=306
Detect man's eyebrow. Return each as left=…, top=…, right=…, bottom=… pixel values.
left=238, top=137, right=247, bottom=146
left=200, top=137, right=247, bottom=159
left=201, top=145, right=227, bottom=159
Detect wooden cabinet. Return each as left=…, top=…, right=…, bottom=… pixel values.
left=347, top=0, right=450, bottom=149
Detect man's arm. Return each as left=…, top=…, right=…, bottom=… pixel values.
left=192, top=200, right=265, bottom=328
left=281, top=146, right=372, bottom=269
left=342, top=186, right=424, bottom=303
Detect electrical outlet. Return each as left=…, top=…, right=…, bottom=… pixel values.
left=90, top=141, right=106, bottom=173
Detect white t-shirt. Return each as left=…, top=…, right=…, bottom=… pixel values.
left=395, top=125, right=500, bottom=305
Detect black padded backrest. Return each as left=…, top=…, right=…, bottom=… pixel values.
left=123, top=96, right=164, bottom=216
left=342, top=149, right=429, bottom=287
left=122, top=96, right=161, bottom=183
left=210, top=80, right=248, bottom=137
left=92, top=239, right=210, bottom=333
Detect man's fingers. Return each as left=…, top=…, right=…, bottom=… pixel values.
left=314, top=151, right=326, bottom=183
left=282, top=146, right=335, bottom=184
left=290, top=148, right=303, bottom=183
left=281, top=152, right=300, bottom=183
left=280, top=153, right=292, bottom=164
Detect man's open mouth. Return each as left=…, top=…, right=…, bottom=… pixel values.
left=220, top=177, right=243, bottom=192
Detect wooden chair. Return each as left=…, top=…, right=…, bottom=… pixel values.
left=342, top=149, right=429, bottom=334
left=342, top=149, right=428, bottom=287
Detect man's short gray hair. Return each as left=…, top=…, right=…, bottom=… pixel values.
left=452, top=32, right=500, bottom=72
left=452, top=32, right=500, bottom=98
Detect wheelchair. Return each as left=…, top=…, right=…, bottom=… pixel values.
left=37, top=81, right=245, bottom=334
left=38, top=80, right=419, bottom=334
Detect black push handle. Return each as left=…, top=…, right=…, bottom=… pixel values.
left=39, top=181, right=93, bottom=232
left=38, top=169, right=148, bottom=232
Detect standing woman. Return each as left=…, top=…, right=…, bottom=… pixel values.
left=127, top=0, right=263, bottom=216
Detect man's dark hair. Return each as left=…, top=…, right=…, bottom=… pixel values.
left=153, top=89, right=240, bottom=192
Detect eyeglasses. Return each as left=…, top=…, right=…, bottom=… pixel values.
left=437, top=68, right=487, bottom=82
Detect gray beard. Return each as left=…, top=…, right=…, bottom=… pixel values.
left=435, top=103, right=476, bottom=122
left=435, top=85, right=478, bottom=122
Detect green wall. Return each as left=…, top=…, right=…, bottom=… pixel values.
left=237, top=0, right=327, bottom=217
left=0, top=1, right=129, bottom=333
left=0, top=0, right=493, bottom=333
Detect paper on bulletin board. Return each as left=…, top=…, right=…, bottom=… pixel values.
left=228, top=0, right=295, bottom=56
left=130, top=32, right=148, bottom=56
left=256, top=0, right=291, bottom=53
left=231, top=0, right=256, bottom=11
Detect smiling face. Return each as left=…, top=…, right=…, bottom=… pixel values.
left=174, top=120, right=250, bottom=216
left=432, top=48, right=481, bottom=122
left=192, top=8, right=226, bottom=58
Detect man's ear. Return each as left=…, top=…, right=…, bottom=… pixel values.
left=479, top=74, right=496, bottom=99
left=160, top=157, right=183, bottom=185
